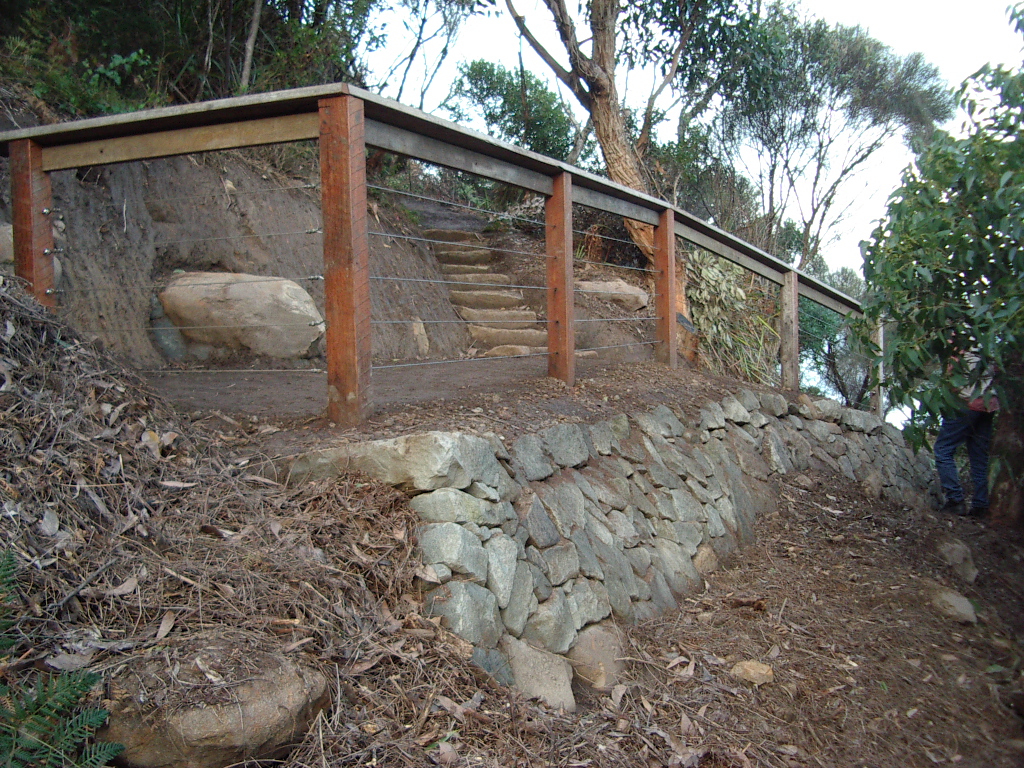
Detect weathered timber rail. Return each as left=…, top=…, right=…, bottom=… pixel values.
left=0, top=83, right=866, bottom=425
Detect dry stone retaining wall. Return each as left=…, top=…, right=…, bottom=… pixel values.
left=279, top=390, right=938, bottom=710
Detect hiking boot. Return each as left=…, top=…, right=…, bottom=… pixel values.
left=940, top=499, right=968, bottom=516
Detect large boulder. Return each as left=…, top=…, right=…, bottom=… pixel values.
left=101, top=649, right=328, bottom=768
left=278, top=431, right=502, bottom=489
left=159, top=272, right=324, bottom=358
left=575, top=279, right=649, bottom=311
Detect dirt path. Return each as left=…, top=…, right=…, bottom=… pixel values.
left=619, top=472, right=1024, bottom=767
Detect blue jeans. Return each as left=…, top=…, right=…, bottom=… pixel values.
left=934, top=409, right=994, bottom=509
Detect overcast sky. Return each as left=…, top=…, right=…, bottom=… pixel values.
left=370, top=1, right=1024, bottom=274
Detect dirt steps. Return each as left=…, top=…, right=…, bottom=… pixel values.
left=427, top=229, right=549, bottom=352
left=455, top=307, right=540, bottom=330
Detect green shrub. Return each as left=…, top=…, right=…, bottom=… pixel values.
left=0, top=552, right=124, bottom=768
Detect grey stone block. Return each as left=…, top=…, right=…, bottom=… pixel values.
left=425, top=581, right=502, bottom=648
left=418, top=522, right=489, bottom=583
left=486, top=534, right=520, bottom=608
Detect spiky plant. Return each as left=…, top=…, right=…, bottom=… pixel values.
left=0, top=551, right=124, bottom=768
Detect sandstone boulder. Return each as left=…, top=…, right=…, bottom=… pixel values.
left=102, top=651, right=328, bottom=768
left=280, top=431, right=501, bottom=489
left=575, top=279, right=649, bottom=311
left=159, top=272, right=324, bottom=358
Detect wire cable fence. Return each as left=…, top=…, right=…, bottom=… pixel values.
left=38, top=148, right=685, bottom=422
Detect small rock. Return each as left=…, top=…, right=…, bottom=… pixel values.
left=791, top=474, right=817, bottom=491
left=103, top=652, right=329, bottom=768
left=485, top=535, right=520, bottom=608
left=425, top=581, right=504, bottom=647
left=692, top=543, right=719, bottom=575
left=699, top=402, right=726, bottom=431
left=730, top=660, right=774, bottom=686
left=721, top=395, right=751, bottom=424
left=930, top=585, right=977, bottom=624
left=936, top=535, right=979, bottom=584
left=567, top=623, right=624, bottom=690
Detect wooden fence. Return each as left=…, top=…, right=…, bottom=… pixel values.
left=0, top=83, right=865, bottom=425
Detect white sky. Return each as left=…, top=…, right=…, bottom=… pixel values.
left=369, top=0, right=1024, bottom=274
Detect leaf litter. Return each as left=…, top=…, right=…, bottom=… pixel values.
left=2, top=275, right=1024, bottom=767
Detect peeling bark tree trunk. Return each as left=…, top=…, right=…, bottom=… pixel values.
left=508, top=0, right=695, bottom=355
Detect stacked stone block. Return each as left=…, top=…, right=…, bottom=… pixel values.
left=278, top=390, right=938, bottom=711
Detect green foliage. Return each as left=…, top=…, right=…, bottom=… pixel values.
left=687, top=251, right=780, bottom=386
left=860, top=5, right=1024, bottom=441
left=718, top=5, right=955, bottom=267
left=445, top=60, right=587, bottom=162
left=0, top=0, right=383, bottom=115
left=0, top=551, right=123, bottom=768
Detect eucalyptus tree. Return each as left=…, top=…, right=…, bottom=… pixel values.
left=717, top=11, right=955, bottom=268
left=497, top=0, right=764, bottom=252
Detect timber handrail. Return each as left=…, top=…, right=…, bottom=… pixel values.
left=0, top=83, right=870, bottom=422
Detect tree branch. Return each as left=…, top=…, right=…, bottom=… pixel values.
left=505, top=0, right=590, bottom=107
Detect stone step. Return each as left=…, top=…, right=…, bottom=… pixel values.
left=445, top=273, right=513, bottom=286
left=441, top=264, right=493, bottom=275
left=423, top=229, right=484, bottom=244
left=456, top=307, right=539, bottom=330
left=468, top=325, right=549, bottom=349
left=435, top=248, right=494, bottom=266
left=449, top=289, right=524, bottom=310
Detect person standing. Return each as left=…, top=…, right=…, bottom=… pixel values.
left=934, top=352, right=1000, bottom=517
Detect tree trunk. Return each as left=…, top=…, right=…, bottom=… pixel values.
left=589, top=81, right=695, bottom=340
left=238, top=0, right=262, bottom=95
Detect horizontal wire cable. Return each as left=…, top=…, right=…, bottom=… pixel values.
left=574, top=316, right=659, bottom=323
left=370, top=275, right=544, bottom=291
left=571, top=229, right=641, bottom=247
left=47, top=275, right=324, bottom=295
left=574, top=286, right=653, bottom=295
left=372, top=352, right=549, bottom=370
left=578, top=341, right=658, bottom=351
left=152, top=227, right=322, bottom=246
left=367, top=230, right=548, bottom=260
left=367, top=184, right=545, bottom=225
left=372, top=318, right=549, bottom=325
left=77, top=322, right=323, bottom=333
left=143, top=183, right=318, bottom=204
left=142, top=368, right=324, bottom=374
left=573, top=257, right=654, bottom=273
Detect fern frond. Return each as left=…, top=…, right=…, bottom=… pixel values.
left=77, top=741, right=125, bottom=768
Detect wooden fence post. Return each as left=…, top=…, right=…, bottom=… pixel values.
left=546, top=172, right=574, bottom=387
left=10, top=139, right=56, bottom=308
left=654, top=208, right=677, bottom=368
left=780, top=270, right=800, bottom=391
left=319, top=95, right=371, bottom=426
